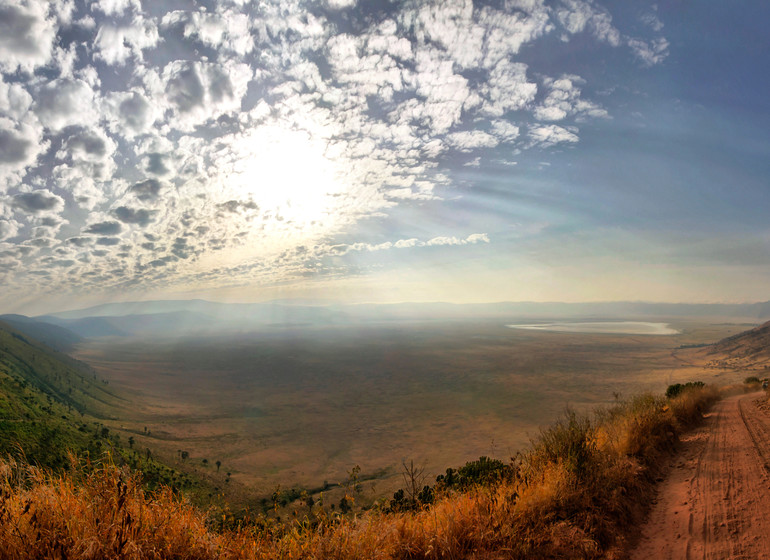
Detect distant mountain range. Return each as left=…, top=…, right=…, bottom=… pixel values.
left=2, top=299, right=769, bottom=340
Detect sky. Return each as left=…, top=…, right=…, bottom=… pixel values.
left=0, top=0, right=768, bottom=314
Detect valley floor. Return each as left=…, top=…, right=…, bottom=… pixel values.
left=630, top=392, right=770, bottom=559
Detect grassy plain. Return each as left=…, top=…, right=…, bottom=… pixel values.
left=71, top=319, right=755, bottom=504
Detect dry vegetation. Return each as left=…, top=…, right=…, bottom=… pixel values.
left=0, top=384, right=727, bottom=560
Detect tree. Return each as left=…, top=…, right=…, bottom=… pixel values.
left=128, top=436, right=135, bottom=449
left=216, top=460, right=221, bottom=472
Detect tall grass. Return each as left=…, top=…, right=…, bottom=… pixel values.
left=0, top=384, right=722, bottom=560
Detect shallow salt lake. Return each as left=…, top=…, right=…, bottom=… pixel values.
left=505, top=321, right=679, bottom=335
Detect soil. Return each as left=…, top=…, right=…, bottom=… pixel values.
left=630, top=392, right=770, bottom=560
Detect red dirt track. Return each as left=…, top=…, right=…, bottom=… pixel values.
left=631, top=392, right=770, bottom=560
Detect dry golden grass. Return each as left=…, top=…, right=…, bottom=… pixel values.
left=0, top=384, right=722, bottom=560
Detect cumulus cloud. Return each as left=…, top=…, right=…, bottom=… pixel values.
left=113, top=206, right=155, bottom=226
left=0, top=126, right=37, bottom=166
left=129, top=179, right=163, bottom=201
left=0, top=0, right=668, bottom=304
left=528, top=124, right=580, bottom=147
left=94, top=16, right=159, bottom=66
left=12, top=190, right=63, bottom=213
left=33, top=79, right=100, bottom=131
left=0, top=1, right=57, bottom=73
left=0, top=218, right=19, bottom=240
left=161, top=60, right=251, bottom=130
left=534, top=75, right=608, bottom=121
left=84, top=221, right=122, bottom=235
left=447, top=130, right=499, bottom=152
left=628, top=36, right=669, bottom=67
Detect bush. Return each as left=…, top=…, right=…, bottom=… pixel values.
left=665, top=381, right=705, bottom=399
left=526, top=409, right=596, bottom=483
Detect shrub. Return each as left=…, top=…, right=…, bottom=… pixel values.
left=665, top=381, right=705, bottom=399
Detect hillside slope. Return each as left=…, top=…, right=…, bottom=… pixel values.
left=0, top=320, right=127, bottom=468
left=0, top=314, right=83, bottom=352
left=711, top=319, right=770, bottom=364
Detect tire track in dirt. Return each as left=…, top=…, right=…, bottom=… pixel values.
left=630, top=392, right=770, bottom=560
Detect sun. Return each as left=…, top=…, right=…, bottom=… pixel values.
left=226, top=125, right=347, bottom=234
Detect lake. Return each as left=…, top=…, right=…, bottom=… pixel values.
left=505, top=321, right=679, bottom=335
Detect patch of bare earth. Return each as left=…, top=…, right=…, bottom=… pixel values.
left=630, top=392, right=770, bottom=560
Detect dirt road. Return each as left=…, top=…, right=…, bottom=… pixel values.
left=630, top=392, right=770, bottom=560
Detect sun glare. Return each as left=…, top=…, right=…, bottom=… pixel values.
left=227, top=126, right=346, bottom=234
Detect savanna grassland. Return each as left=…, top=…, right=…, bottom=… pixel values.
left=71, top=319, right=755, bottom=506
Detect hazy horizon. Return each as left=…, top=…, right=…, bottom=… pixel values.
left=1, top=1, right=768, bottom=312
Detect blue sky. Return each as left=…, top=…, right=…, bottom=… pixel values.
left=0, top=0, right=768, bottom=313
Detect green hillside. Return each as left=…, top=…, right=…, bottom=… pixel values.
left=0, top=319, right=210, bottom=502
left=0, top=319, right=126, bottom=469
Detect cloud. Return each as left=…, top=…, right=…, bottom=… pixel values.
left=426, top=233, right=490, bottom=246
left=66, top=236, right=93, bottom=247
left=628, top=37, right=669, bottom=67
left=447, top=130, right=499, bottom=152
left=95, top=236, right=121, bottom=245
left=0, top=77, right=34, bottom=120
left=106, top=90, right=158, bottom=137
left=0, top=0, right=670, bottom=306
left=57, top=127, right=116, bottom=163
left=0, top=126, right=36, bottom=164
left=84, top=221, right=122, bottom=235
left=555, top=0, right=621, bottom=47
left=92, top=0, right=140, bottom=16
left=533, top=75, right=608, bottom=121
left=0, top=218, right=19, bottom=240
left=129, top=178, right=163, bottom=201
left=326, top=0, right=357, bottom=9
left=94, top=16, right=159, bottom=66
left=325, top=233, right=490, bottom=256
left=113, top=206, right=155, bottom=226
left=12, top=190, right=63, bottom=213
left=0, top=1, right=57, bottom=73
left=161, top=7, right=254, bottom=57
left=161, top=60, right=251, bottom=130
left=528, top=124, right=579, bottom=147
left=33, top=79, right=100, bottom=132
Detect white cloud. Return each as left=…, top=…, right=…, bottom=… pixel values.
left=555, top=0, right=621, bottom=47
left=92, top=0, right=140, bottom=16
left=326, top=0, right=357, bottom=9
left=105, top=90, right=158, bottom=137
left=491, top=120, right=520, bottom=142
left=322, top=232, right=489, bottom=256
left=11, top=189, right=64, bottom=214
left=0, top=78, right=33, bottom=121
left=0, top=115, right=47, bottom=191
left=94, top=16, right=160, bottom=66
left=528, top=124, right=579, bottom=147
left=533, top=75, right=608, bottom=121
left=0, top=218, right=19, bottom=240
left=628, top=36, right=669, bottom=67
left=33, top=79, right=100, bottom=132
left=447, top=130, right=499, bottom=152
left=0, top=0, right=57, bottom=74
left=411, top=0, right=484, bottom=69
left=161, top=60, right=251, bottom=131
left=0, top=0, right=669, bottom=305
left=162, top=8, right=254, bottom=57
left=479, top=60, right=537, bottom=117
